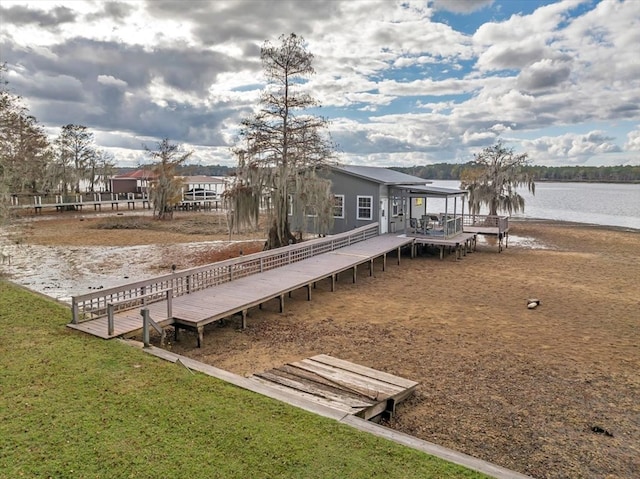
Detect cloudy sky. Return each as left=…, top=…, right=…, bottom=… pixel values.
left=1, top=0, right=639, bottom=168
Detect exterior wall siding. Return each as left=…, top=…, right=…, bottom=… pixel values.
left=326, top=170, right=382, bottom=234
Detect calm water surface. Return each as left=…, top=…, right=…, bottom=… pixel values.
left=428, top=181, right=640, bottom=230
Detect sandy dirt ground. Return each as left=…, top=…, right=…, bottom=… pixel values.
left=2, top=211, right=639, bottom=479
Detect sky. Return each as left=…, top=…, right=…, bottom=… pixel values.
left=1, top=0, right=639, bottom=168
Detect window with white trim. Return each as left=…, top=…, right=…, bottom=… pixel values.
left=392, top=199, right=401, bottom=217
left=356, top=195, right=373, bottom=220
left=333, top=195, right=344, bottom=218
left=288, top=195, right=293, bottom=216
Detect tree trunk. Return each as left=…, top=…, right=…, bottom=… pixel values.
left=265, top=218, right=296, bottom=250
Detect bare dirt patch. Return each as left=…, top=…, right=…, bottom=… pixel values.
left=3, top=212, right=639, bottom=478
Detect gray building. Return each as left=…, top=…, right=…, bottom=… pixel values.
left=325, top=165, right=467, bottom=236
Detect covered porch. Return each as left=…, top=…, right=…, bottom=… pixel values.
left=389, top=185, right=476, bottom=259
left=390, top=184, right=468, bottom=239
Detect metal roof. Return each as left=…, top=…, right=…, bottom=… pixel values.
left=330, top=165, right=430, bottom=185
left=113, top=169, right=155, bottom=179
left=331, top=165, right=466, bottom=196
left=396, top=184, right=467, bottom=197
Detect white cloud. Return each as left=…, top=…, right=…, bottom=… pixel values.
left=625, top=128, right=640, bottom=151
left=522, top=130, right=621, bottom=164
left=430, top=0, right=494, bottom=14
left=1, top=0, right=638, bottom=167
left=97, top=75, right=128, bottom=89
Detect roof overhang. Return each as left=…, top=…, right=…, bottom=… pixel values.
left=390, top=184, right=467, bottom=198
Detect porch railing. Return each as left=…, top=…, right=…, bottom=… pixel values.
left=441, top=215, right=463, bottom=238
left=462, top=214, right=509, bottom=232
left=71, top=222, right=379, bottom=324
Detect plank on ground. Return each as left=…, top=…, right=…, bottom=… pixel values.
left=310, top=354, right=418, bottom=389
left=255, top=370, right=373, bottom=408
left=291, top=359, right=402, bottom=398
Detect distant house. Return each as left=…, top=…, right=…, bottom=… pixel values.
left=110, top=169, right=156, bottom=195
left=323, top=165, right=467, bottom=236
left=180, top=175, right=230, bottom=199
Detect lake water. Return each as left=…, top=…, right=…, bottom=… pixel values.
left=428, top=180, right=640, bottom=231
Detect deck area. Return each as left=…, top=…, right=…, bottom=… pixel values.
left=68, top=225, right=413, bottom=346
left=408, top=231, right=477, bottom=260
left=462, top=214, right=510, bottom=251
left=252, top=354, right=419, bottom=421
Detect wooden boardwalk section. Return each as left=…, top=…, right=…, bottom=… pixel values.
left=462, top=214, right=510, bottom=251
left=252, top=354, right=418, bottom=421
left=10, top=194, right=150, bottom=214
left=411, top=232, right=477, bottom=260
left=68, top=224, right=413, bottom=346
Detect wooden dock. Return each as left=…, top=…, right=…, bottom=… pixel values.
left=462, top=214, right=509, bottom=251
left=68, top=224, right=413, bottom=346
left=10, top=194, right=150, bottom=214
left=252, top=354, right=418, bottom=421
left=411, top=232, right=477, bottom=260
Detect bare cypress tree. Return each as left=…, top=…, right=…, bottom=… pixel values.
left=0, top=63, right=52, bottom=197
left=147, top=138, right=192, bottom=220
left=55, top=124, right=97, bottom=193
left=227, top=33, right=336, bottom=249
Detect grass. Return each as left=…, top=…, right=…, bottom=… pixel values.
left=91, top=216, right=156, bottom=230
left=91, top=214, right=231, bottom=235
left=0, top=281, right=485, bottom=479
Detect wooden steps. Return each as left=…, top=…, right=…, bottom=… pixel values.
left=252, top=354, right=418, bottom=421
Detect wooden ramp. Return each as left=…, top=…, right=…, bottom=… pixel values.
left=68, top=229, right=414, bottom=345
left=252, top=354, right=419, bottom=421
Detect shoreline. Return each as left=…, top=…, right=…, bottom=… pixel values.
left=509, top=216, right=640, bottom=232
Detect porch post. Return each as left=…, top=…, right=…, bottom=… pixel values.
left=444, top=197, right=449, bottom=237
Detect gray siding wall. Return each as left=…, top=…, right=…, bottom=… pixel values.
left=328, top=171, right=381, bottom=234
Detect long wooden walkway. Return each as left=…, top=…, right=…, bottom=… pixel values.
left=10, top=195, right=150, bottom=214
left=68, top=226, right=413, bottom=346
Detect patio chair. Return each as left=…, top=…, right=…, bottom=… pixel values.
left=409, top=218, right=419, bottom=234
left=421, top=215, right=431, bottom=233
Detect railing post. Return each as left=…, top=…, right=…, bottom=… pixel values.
left=71, top=301, right=79, bottom=324
left=142, top=308, right=150, bottom=348
left=107, top=304, right=114, bottom=336
left=166, top=290, right=173, bottom=319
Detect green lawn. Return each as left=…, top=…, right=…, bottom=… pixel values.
left=0, top=280, right=486, bottom=478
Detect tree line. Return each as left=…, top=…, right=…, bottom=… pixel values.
left=393, top=163, right=640, bottom=183
left=1, top=64, right=116, bottom=197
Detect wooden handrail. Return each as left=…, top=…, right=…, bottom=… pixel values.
left=71, top=223, right=379, bottom=324
left=106, top=288, right=173, bottom=336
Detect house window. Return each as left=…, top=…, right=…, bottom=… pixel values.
left=333, top=195, right=344, bottom=218
left=288, top=195, right=293, bottom=216
left=392, top=199, right=401, bottom=217
left=306, top=205, right=317, bottom=217
left=357, top=196, right=373, bottom=220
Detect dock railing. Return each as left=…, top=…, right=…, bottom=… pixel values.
left=71, top=222, right=379, bottom=324
left=462, top=214, right=509, bottom=232
left=441, top=215, right=464, bottom=238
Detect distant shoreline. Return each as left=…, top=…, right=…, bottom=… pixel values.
left=509, top=217, right=640, bottom=233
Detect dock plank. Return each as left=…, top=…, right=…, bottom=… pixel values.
left=310, top=354, right=418, bottom=389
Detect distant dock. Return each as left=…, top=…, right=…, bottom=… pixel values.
left=9, top=193, right=150, bottom=214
